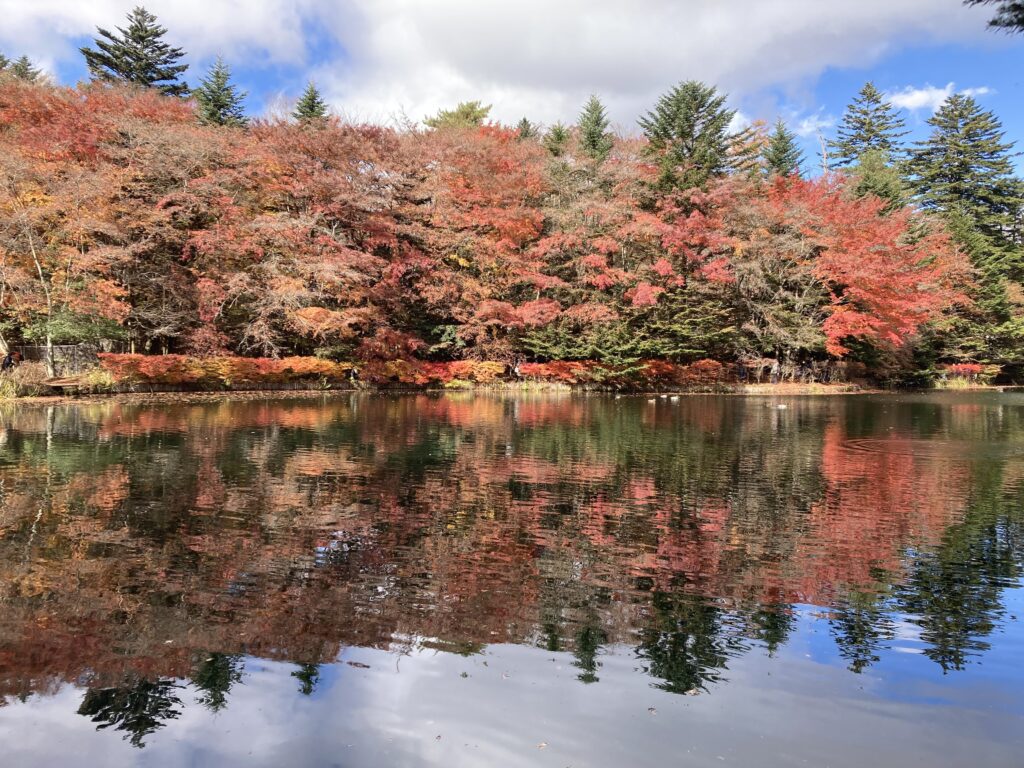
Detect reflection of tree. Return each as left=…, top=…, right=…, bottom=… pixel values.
left=749, top=603, right=797, bottom=657
left=635, top=591, right=745, bottom=694
left=895, top=474, right=1023, bottom=671
left=192, top=653, right=244, bottom=712
left=291, top=663, right=320, bottom=696
left=572, top=619, right=607, bottom=684
left=829, top=590, right=896, bottom=673
left=1, top=393, right=1023, bottom=714
left=77, top=677, right=183, bottom=748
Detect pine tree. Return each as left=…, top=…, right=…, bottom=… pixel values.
left=80, top=6, right=189, bottom=96
left=423, top=100, right=490, bottom=129
left=544, top=122, right=571, bottom=157
left=847, top=149, right=906, bottom=213
left=293, top=82, right=328, bottom=123
left=638, top=80, right=741, bottom=190
left=909, top=94, right=1022, bottom=272
left=515, top=117, right=539, bottom=141
left=194, top=58, right=247, bottom=126
left=909, top=95, right=1023, bottom=366
left=10, top=55, right=42, bottom=82
left=577, top=95, right=614, bottom=162
left=829, top=82, right=908, bottom=167
left=966, top=1, right=1024, bottom=33
left=762, top=119, right=803, bottom=176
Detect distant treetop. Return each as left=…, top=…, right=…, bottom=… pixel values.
left=80, top=6, right=189, bottom=96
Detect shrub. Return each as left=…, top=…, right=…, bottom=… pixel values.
left=97, top=354, right=355, bottom=389
left=0, top=362, right=50, bottom=398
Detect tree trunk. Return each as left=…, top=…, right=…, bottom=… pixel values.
left=45, top=330, right=55, bottom=378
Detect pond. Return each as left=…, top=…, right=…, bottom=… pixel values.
left=0, top=392, right=1022, bottom=767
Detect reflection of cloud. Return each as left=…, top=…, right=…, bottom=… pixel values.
left=3, top=644, right=1021, bottom=767
left=887, top=82, right=994, bottom=113
left=794, top=110, right=836, bottom=137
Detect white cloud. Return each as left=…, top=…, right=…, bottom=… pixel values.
left=0, top=0, right=997, bottom=125
left=886, top=82, right=994, bottom=113
left=793, top=110, right=836, bottom=137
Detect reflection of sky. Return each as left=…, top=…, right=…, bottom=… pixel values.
left=3, top=637, right=1021, bottom=768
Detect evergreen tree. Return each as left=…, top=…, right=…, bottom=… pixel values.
left=577, top=95, right=614, bottom=162
left=909, top=95, right=1023, bottom=366
left=9, top=55, right=42, bottom=82
left=194, top=57, right=247, bottom=126
left=829, top=82, right=908, bottom=167
left=423, top=100, right=490, bottom=129
left=543, top=122, right=571, bottom=157
left=80, top=6, right=189, bottom=96
left=0, top=52, right=9, bottom=71
left=847, top=148, right=906, bottom=212
left=762, top=119, right=803, bottom=176
left=293, top=82, right=328, bottom=123
left=515, top=117, right=539, bottom=141
left=908, top=94, right=1022, bottom=276
left=966, top=0, right=1024, bottom=32
left=638, top=80, right=741, bottom=190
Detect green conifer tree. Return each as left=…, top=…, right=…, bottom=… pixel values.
left=577, top=95, right=614, bottom=162
left=544, top=122, right=571, bottom=157
left=909, top=94, right=1022, bottom=276
left=966, top=0, right=1024, bottom=32
left=10, top=55, right=42, bottom=82
left=423, top=100, right=490, bottom=129
left=638, top=80, right=741, bottom=190
left=80, top=6, right=189, bottom=96
left=194, top=57, right=248, bottom=126
left=762, top=119, right=803, bottom=176
left=846, top=149, right=906, bottom=213
left=516, top=117, right=539, bottom=141
left=909, top=95, right=1024, bottom=367
left=829, top=82, right=908, bottom=167
left=293, top=82, right=328, bottom=123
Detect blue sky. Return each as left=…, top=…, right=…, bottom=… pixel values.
left=1, top=1, right=1021, bottom=171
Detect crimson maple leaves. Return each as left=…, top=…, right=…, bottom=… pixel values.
left=0, top=80, right=973, bottom=372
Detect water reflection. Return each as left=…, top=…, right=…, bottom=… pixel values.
left=0, top=392, right=1023, bottom=761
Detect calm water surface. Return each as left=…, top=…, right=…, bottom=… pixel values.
left=1, top=392, right=1022, bottom=767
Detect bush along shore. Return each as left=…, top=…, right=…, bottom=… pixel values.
left=0, top=354, right=1004, bottom=399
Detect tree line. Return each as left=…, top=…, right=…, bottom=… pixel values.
left=0, top=6, right=1021, bottom=382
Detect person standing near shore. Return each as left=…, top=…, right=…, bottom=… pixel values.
left=1, top=351, right=21, bottom=372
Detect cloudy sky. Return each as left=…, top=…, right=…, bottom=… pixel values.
left=0, top=1, right=1021, bottom=164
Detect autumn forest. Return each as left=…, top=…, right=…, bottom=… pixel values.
left=1, top=7, right=1022, bottom=391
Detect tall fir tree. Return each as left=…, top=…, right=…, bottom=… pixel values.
left=194, top=58, right=248, bottom=126
left=10, top=55, right=42, bottom=82
left=829, top=82, right=908, bottom=167
left=293, top=82, right=328, bottom=123
left=577, top=95, right=614, bottom=162
left=909, top=94, right=1022, bottom=276
left=762, top=119, right=803, bottom=176
left=638, top=80, right=741, bottom=190
left=909, top=94, right=1024, bottom=366
left=80, top=6, right=189, bottom=96
left=966, top=0, right=1024, bottom=32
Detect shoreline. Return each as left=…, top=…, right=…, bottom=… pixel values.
left=2, top=382, right=1016, bottom=407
